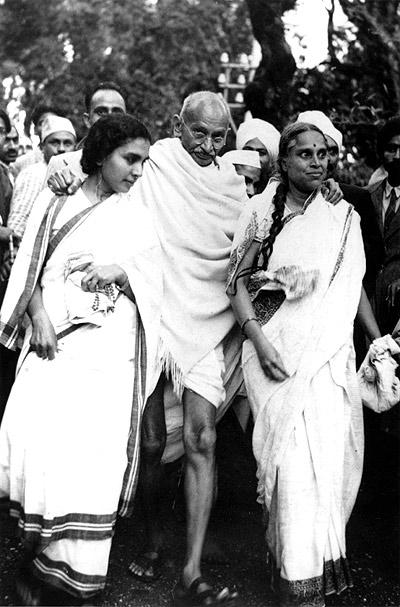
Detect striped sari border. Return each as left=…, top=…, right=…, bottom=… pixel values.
left=44, top=200, right=102, bottom=265
left=329, top=205, right=353, bottom=285
left=119, top=311, right=147, bottom=517
left=9, top=501, right=116, bottom=545
left=0, top=195, right=67, bottom=348
left=0, top=196, right=102, bottom=351
left=33, top=552, right=106, bottom=599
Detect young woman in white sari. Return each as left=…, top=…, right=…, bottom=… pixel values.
left=0, top=115, right=162, bottom=605
left=227, top=123, right=380, bottom=607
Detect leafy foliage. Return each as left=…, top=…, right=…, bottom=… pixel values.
left=0, top=0, right=398, bottom=184
left=0, top=0, right=253, bottom=139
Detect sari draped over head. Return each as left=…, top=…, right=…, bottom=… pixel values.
left=228, top=181, right=365, bottom=606
left=0, top=187, right=162, bottom=598
left=131, top=137, right=248, bottom=461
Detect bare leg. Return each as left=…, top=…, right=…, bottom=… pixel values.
left=181, top=389, right=216, bottom=586
left=129, top=374, right=166, bottom=580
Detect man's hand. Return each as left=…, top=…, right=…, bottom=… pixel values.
left=48, top=168, right=82, bottom=196
left=322, top=178, right=343, bottom=205
left=387, top=278, right=400, bottom=308
left=30, top=310, right=58, bottom=360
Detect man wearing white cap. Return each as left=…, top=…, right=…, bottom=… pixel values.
left=296, top=110, right=383, bottom=301
left=222, top=149, right=261, bottom=197
left=236, top=117, right=280, bottom=193
left=6, top=115, right=76, bottom=241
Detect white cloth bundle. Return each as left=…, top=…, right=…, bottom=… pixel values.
left=64, top=254, right=118, bottom=327
left=358, top=335, right=400, bottom=413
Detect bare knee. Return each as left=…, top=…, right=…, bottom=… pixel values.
left=141, top=377, right=166, bottom=463
left=184, top=424, right=216, bottom=458
left=141, top=429, right=166, bottom=463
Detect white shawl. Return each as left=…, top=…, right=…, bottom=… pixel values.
left=132, top=137, right=248, bottom=387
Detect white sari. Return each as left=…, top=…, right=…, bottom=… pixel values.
left=228, top=182, right=365, bottom=606
left=0, top=187, right=162, bottom=598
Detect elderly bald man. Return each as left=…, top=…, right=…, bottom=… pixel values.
left=47, top=91, right=245, bottom=605
left=131, top=92, right=244, bottom=605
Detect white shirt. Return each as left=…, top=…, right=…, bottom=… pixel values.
left=7, top=161, right=47, bottom=239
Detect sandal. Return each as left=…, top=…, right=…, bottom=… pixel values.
left=128, top=551, right=162, bottom=583
left=172, top=576, right=238, bottom=606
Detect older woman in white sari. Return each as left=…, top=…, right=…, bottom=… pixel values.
left=227, top=123, right=380, bottom=607
left=0, top=115, right=162, bottom=605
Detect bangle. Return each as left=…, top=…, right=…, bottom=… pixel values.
left=241, top=317, right=258, bottom=335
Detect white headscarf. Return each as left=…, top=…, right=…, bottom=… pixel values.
left=296, top=110, right=343, bottom=149
left=236, top=118, right=280, bottom=162
left=222, top=149, right=261, bottom=168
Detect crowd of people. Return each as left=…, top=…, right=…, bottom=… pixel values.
left=0, top=81, right=398, bottom=607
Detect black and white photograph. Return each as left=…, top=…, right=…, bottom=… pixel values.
left=0, top=1, right=399, bottom=606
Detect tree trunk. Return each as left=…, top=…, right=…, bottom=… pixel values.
left=245, top=0, right=296, bottom=125
left=339, top=0, right=400, bottom=111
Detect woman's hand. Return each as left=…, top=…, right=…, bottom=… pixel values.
left=81, top=264, right=128, bottom=292
left=30, top=310, right=58, bottom=360
left=254, top=334, right=289, bottom=382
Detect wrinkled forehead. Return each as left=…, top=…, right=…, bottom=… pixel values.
left=90, top=89, right=126, bottom=111
left=184, top=99, right=229, bottom=131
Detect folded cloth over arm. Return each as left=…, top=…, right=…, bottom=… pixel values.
left=358, top=334, right=400, bottom=412
left=64, top=254, right=118, bottom=327
left=249, top=265, right=319, bottom=301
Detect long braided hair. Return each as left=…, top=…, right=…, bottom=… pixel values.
left=232, top=122, right=325, bottom=290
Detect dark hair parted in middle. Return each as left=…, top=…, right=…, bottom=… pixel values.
left=81, top=114, right=151, bottom=175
